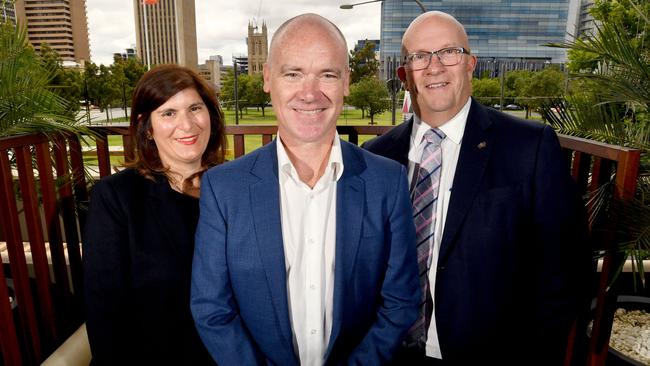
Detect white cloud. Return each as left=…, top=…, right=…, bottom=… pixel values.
left=87, top=0, right=381, bottom=66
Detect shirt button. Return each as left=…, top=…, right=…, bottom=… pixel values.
left=309, top=194, right=314, bottom=199
left=308, top=238, right=314, bottom=244
left=310, top=284, right=316, bottom=290
left=311, top=329, right=317, bottom=335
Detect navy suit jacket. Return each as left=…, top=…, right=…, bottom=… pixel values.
left=363, top=99, right=590, bottom=364
left=191, top=139, right=420, bottom=365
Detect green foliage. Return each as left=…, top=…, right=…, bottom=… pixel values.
left=349, top=41, right=380, bottom=84
left=347, top=77, right=390, bottom=125
left=0, top=22, right=90, bottom=137
left=247, top=74, right=270, bottom=117
left=541, top=0, right=650, bottom=287
left=566, top=0, right=650, bottom=72
left=220, top=68, right=249, bottom=114
left=38, top=44, right=84, bottom=117
left=472, top=77, right=501, bottom=106
left=502, top=67, right=566, bottom=118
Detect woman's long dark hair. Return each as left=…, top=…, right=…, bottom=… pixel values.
left=125, top=64, right=226, bottom=196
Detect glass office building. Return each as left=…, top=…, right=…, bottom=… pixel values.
left=380, top=0, right=580, bottom=78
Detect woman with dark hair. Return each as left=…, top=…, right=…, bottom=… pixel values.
left=83, top=64, right=225, bottom=365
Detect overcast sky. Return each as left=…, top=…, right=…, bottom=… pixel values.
left=87, top=0, right=382, bottom=66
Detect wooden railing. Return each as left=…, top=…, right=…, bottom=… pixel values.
left=559, top=135, right=641, bottom=366
left=0, top=133, right=88, bottom=366
left=0, top=124, right=641, bottom=365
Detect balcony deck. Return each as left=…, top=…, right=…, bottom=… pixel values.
left=0, top=124, right=641, bottom=366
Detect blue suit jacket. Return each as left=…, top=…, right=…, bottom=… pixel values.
left=191, top=139, right=420, bottom=365
left=363, top=99, right=590, bottom=364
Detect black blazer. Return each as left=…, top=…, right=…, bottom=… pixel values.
left=83, top=169, right=214, bottom=365
left=364, top=99, right=590, bottom=365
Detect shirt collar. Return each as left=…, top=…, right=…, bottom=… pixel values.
left=276, top=131, right=345, bottom=184
left=412, top=97, right=472, bottom=147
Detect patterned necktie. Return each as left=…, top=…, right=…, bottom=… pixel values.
left=408, top=128, right=445, bottom=347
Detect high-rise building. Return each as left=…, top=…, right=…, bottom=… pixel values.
left=133, top=0, right=198, bottom=69
left=198, top=55, right=223, bottom=93
left=577, top=0, right=598, bottom=38
left=1, top=2, right=16, bottom=24
left=14, top=0, right=90, bottom=64
left=247, top=21, right=267, bottom=76
left=379, top=0, right=581, bottom=78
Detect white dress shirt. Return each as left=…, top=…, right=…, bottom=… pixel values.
left=407, top=98, right=471, bottom=359
left=277, top=132, right=344, bottom=366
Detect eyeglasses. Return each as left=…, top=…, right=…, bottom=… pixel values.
left=404, top=47, right=470, bottom=70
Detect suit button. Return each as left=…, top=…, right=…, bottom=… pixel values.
left=437, top=266, right=445, bottom=271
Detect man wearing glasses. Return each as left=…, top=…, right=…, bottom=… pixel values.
left=364, top=11, right=589, bottom=365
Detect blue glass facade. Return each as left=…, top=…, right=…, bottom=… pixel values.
left=380, top=0, right=576, bottom=78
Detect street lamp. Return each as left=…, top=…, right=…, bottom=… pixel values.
left=340, top=0, right=426, bottom=13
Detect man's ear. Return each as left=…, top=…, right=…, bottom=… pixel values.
left=397, top=66, right=407, bottom=82
left=262, top=63, right=270, bottom=93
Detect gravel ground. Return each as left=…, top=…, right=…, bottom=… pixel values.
left=609, top=308, right=650, bottom=365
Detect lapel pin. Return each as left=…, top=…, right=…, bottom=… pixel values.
left=477, top=141, right=487, bottom=149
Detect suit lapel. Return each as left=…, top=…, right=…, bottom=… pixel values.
left=439, top=99, right=493, bottom=264
left=249, top=141, right=297, bottom=357
left=380, top=118, right=413, bottom=168
left=326, top=141, right=365, bottom=358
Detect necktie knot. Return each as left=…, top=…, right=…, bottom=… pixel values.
left=423, top=128, right=446, bottom=147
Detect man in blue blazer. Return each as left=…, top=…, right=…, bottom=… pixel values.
left=363, top=12, right=590, bottom=365
left=191, top=14, right=420, bottom=365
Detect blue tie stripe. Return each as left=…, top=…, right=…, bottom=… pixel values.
left=416, top=164, right=442, bottom=188
left=413, top=197, right=437, bottom=218
left=416, top=232, right=435, bottom=247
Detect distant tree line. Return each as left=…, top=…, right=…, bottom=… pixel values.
left=39, top=44, right=147, bottom=121
left=472, top=66, right=567, bottom=118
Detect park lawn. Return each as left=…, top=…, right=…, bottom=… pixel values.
left=92, top=108, right=400, bottom=162
left=93, top=106, right=540, bottom=162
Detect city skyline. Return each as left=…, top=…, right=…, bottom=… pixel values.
left=88, top=0, right=382, bottom=66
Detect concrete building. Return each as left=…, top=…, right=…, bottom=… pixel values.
left=233, top=54, right=248, bottom=75
left=198, top=55, right=223, bottom=93
left=14, top=0, right=90, bottom=64
left=113, top=47, right=137, bottom=61
left=354, top=39, right=380, bottom=53
left=133, top=0, right=198, bottom=69
left=378, top=0, right=582, bottom=78
left=246, top=21, right=267, bottom=75
left=1, top=2, right=16, bottom=24
left=577, top=0, right=598, bottom=38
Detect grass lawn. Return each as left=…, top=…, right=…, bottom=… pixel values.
left=87, top=106, right=542, bottom=166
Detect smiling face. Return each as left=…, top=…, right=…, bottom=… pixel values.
left=150, top=87, right=211, bottom=174
left=263, top=17, right=350, bottom=147
left=399, top=12, right=477, bottom=127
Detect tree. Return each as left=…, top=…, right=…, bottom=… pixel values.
left=220, top=68, right=249, bottom=118
left=112, top=57, right=146, bottom=114
left=347, top=77, right=391, bottom=124
left=246, top=74, right=270, bottom=117
left=519, top=66, right=566, bottom=117
left=566, top=0, right=650, bottom=73
left=0, top=22, right=89, bottom=137
left=84, top=62, right=120, bottom=121
left=349, top=41, right=379, bottom=84
left=472, top=77, right=501, bottom=106
left=38, top=44, right=84, bottom=117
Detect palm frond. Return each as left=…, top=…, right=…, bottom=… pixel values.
left=0, top=22, right=91, bottom=138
